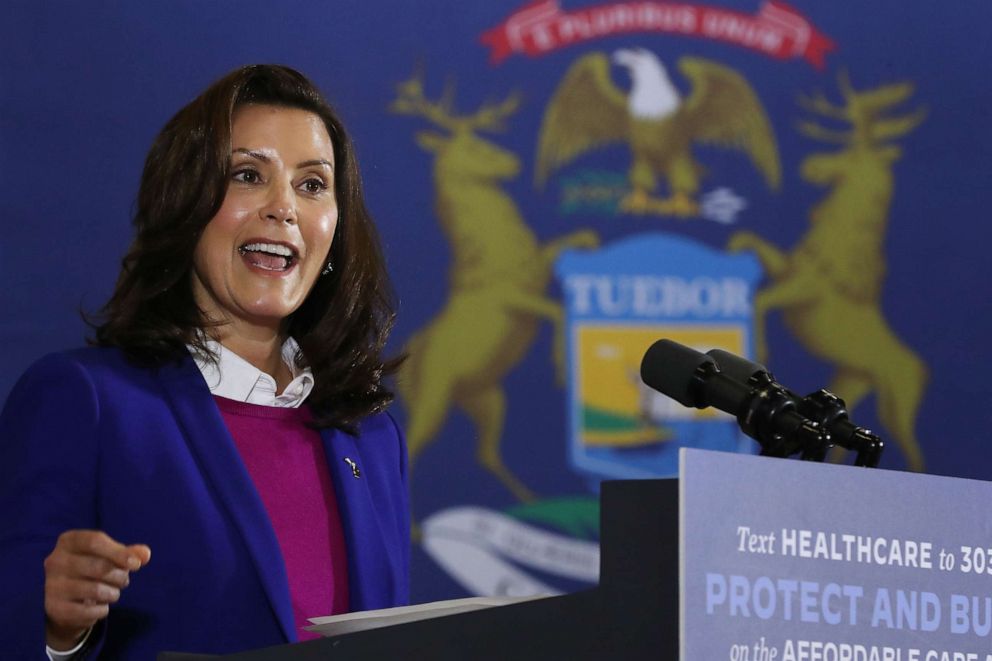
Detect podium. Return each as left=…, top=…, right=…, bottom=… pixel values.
left=159, top=479, right=678, bottom=660
left=164, top=448, right=990, bottom=659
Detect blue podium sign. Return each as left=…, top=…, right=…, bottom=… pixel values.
left=681, top=449, right=992, bottom=661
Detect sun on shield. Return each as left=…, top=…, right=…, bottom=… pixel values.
left=555, top=232, right=763, bottom=481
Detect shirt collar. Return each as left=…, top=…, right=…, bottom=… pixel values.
left=189, top=336, right=315, bottom=408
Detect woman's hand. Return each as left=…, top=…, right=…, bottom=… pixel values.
left=43, top=530, right=151, bottom=651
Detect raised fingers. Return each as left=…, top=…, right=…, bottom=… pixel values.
left=44, top=530, right=151, bottom=635
left=44, top=596, right=111, bottom=632
left=126, top=543, right=152, bottom=568
left=45, top=551, right=130, bottom=587
left=57, top=530, right=142, bottom=570
left=46, top=575, right=121, bottom=606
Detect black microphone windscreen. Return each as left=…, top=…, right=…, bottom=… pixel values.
left=706, top=349, right=768, bottom=383
left=640, top=339, right=714, bottom=408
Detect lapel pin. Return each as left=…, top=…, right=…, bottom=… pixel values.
left=343, top=457, right=361, bottom=479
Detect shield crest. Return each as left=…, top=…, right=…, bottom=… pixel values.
left=556, top=232, right=763, bottom=480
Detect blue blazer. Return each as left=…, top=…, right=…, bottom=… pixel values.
left=0, top=348, right=410, bottom=659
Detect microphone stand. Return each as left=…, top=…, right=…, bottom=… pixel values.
left=799, top=390, right=884, bottom=468
left=707, top=349, right=884, bottom=468
left=730, top=369, right=831, bottom=462
left=685, top=359, right=831, bottom=461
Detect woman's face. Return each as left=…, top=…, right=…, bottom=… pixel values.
left=192, top=104, right=338, bottom=334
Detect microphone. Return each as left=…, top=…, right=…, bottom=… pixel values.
left=705, top=349, right=883, bottom=467
left=640, top=340, right=828, bottom=458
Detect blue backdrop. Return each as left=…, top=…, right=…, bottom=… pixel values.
left=3, top=0, right=990, bottom=605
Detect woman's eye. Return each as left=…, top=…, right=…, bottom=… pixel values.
left=301, top=178, right=328, bottom=194
left=232, top=168, right=261, bottom=184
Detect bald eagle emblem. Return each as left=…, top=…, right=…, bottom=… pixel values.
left=536, top=49, right=781, bottom=217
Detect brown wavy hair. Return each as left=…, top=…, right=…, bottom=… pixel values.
left=93, top=64, right=401, bottom=431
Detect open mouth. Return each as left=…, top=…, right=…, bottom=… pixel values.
left=238, top=241, right=299, bottom=272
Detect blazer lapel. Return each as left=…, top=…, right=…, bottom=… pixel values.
left=321, top=428, right=391, bottom=611
left=158, top=357, right=296, bottom=642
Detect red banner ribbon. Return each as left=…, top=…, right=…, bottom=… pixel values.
left=480, top=0, right=835, bottom=69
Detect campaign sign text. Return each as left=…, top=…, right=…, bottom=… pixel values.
left=681, top=448, right=992, bottom=661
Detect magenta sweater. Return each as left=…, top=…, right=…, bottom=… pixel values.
left=214, top=396, right=349, bottom=641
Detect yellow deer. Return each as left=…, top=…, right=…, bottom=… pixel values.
left=392, top=72, right=599, bottom=502
left=728, top=73, right=928, bottom=470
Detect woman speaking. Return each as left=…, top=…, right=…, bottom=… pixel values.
left=0, top=65, right=409, bottom=659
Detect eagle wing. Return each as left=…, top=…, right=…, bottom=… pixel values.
left=535, top=52, right=630, bottom=188
left=677, top=57, right=781, bottom=190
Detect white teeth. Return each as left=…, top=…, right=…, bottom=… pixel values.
left=240, top=242, right=294, bottom=257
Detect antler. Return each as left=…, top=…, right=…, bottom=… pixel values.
left=391, top=65, right=521, bottom=133
left=795, top=119, right=851, bottom=145
left=798, top=71, right=925, bottom=147
left=462, top=92, right=522, bottom=133
left=869, top=107, right=928, bottom=143
left=797, top=90, right=849, bottom=122
left=390, top=65, right=460, bottom=132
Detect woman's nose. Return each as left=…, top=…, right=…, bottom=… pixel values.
left=259, top=180, right=297, bottom=224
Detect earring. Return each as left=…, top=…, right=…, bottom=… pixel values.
left=321, top=260, right=334, bottom=276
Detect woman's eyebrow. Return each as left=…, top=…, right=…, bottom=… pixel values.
left=232, top=148, right=271, bottom=162
left=297, top=158, right=334, bottom=171
left=231, top=149, right=332, bottom=172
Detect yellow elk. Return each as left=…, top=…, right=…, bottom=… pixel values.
left=392, top=71, right=599, bottom=502
left=728, top=73, right=928, bottom=470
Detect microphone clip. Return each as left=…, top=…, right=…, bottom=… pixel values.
left=797, top=389, right=884, bottom=468
left=735, top=371, right=831, bottom=462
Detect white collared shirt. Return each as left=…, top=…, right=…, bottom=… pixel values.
left=190, top=336, right=315, bottom=407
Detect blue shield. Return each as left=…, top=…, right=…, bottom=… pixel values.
left=556, top=232, right=762, bottom=480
